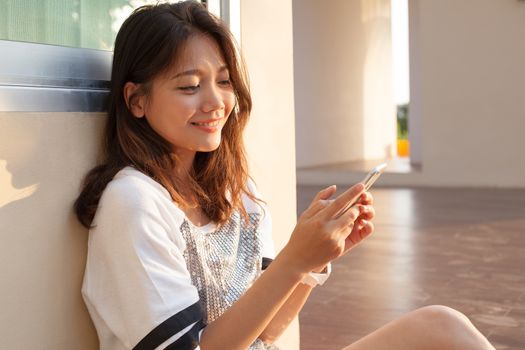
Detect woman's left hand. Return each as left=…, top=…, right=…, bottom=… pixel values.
left=342, top=191, right=375, bottom=254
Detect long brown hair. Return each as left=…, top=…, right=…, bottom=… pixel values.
left=74, top=1, right=258, bottom=229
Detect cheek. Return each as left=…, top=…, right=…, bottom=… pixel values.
left=224, top=91, right=237, bottom=116
left=174, top=94, right=200, bottom=113
left=146, top=93, right=197, bottom=125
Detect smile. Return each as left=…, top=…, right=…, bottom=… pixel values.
left=190, top=118, right=224, bottom=133
left=191, top=120, right=221, bottom=127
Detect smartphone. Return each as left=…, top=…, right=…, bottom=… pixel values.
left=335, top=163, right=387, bottom=218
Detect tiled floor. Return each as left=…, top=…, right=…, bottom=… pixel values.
left=297, top=186, right=525, bottom=350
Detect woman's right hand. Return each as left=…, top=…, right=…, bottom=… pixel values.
left=282, top=183, right=366, bottom=274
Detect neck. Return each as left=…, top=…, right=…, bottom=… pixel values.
left=172, top=148, right=196, bottom=185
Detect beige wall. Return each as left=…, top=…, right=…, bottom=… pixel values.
left=293, top=0, right=396, bottom=168
left=296, top=0, right=525, bottom=188
left=0, top=112, right=103, bottom=349
left=407, top=0, right=525, bottom=187
left=0, top=1, right=299, bottom=349
left=241, top=0, right=299, bottom=349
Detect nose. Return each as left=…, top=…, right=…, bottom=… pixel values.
left=201, top=84, right=225, bottom=113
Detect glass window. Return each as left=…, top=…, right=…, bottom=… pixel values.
left=0, top=0, right=180, bottom=51
left=0, top=0, right=232, bottom=112
left=0, top=0, right=237, bottom=112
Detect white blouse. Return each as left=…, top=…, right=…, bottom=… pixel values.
left=81, top=167, right=276, bottom=350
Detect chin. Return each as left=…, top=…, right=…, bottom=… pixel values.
left=197, top=140, right=222, bottom=153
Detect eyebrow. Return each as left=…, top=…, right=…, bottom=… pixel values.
left=171, top=65, right=229, bottom=79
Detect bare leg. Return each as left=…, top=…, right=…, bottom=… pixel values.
left=342, top=305, right=494, bottom=350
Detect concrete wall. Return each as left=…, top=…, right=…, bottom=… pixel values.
left=296, top=0, right=525, bottom=188
left=407, top=0, right=525, bottom=187
left=0, top=1, right=299, bottom=349
left=241, top=0, right=299, bottom=348
left=293, top=0, right=396, bottom=168
left=0, top=112, right=103, bottom=349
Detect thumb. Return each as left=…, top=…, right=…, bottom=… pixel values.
left=301, top=185, right=337, bottom=220
left=315, top=185, right=337, bottom=201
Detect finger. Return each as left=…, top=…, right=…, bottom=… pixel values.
left=358, top=192, right=374, bottom=205
left=321, top=199, right=335, bottom=206
left=302, top=185, right=336, bottom=219
left=355, top=220, right=374, bottom=241
left=358, top=205, right=376, bottom=221
left=311, top=199, right=334, bottom=217
left=302, top=198, right=335, bottom=220
left=333, top=204, right=363, bottom=231
left=313, top=185, right=337, bottom=202
left=301, top=201, right=324, bottom=220
left=361, top=220, right=374, bottom=237
left=322, top=183, right=365, bottom=219
left=346, top=220, right=374, bottom=248
left=306, top=185, right=336, bottom=210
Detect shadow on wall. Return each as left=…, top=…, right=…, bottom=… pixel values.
left=0, top=113, right=103, bottom=349
left=0, top=159, right=38, bottom=208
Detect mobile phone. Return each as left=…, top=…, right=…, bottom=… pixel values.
left=335, top=163, right=387, bottom=218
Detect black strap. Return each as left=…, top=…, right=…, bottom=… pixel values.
left=262, top=257, right=273, bottom=270
left=133, top=301, right=203, bottom=350
left=163, top=319, right=205, bottom=350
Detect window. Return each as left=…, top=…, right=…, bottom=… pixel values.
left=391, top=0, right=410, bottom=158
left=0, top=0, right=237, bottom=112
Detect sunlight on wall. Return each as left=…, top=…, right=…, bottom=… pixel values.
left=0, top=159, right=38, bottom=208
left=391, top=0, right=410, bottom=105
left=361, top=0, right=390, bottom=21
left=361, top=0, right=397, bottom=160
left=228, top=0, right=241, bottom=43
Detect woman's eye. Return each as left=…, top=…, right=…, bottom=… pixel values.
left=178, top=85, right=199, bottom=92
left=218, top=79, right=231, bottom=87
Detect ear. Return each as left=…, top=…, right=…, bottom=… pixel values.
left=123, top=82, right=146, bottom=118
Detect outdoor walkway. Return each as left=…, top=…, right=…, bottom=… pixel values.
left=297, top=186, right=525, bottom=350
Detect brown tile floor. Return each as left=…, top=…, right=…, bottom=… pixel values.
left=297, top=186, right=525, bottom=350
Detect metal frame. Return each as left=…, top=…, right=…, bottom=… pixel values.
left=0, top=0, right=235, bottom=113
left=0, top=40, right=112, bottom=112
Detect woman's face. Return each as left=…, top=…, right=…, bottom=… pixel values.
left=141, top=34, right=236, bottom=158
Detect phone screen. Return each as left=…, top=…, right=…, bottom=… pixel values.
left=334, top=163, right=387, bottom=218
left=362, top=163, right=387, bottom=191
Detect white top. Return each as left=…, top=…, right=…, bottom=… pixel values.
left=81, top=166, right=276, bottom=350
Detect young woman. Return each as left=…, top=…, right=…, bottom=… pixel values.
left=74, top=2, right=494, bottom=349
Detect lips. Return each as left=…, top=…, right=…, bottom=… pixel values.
left=190, top=118, right=223, bottom=127
left=189, top=117, right=225, bottom=134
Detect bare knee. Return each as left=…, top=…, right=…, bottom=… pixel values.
left=342, top=305, right=494, bottom=350
left=413, top=305, right=471, bottom=330
left=410, top=305, right=494, bottom=350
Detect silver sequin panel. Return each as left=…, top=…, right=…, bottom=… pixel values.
left=181, top=211, right=281, bottom=350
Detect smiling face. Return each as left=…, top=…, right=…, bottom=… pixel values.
left=130, top=34, right=236, bottom=162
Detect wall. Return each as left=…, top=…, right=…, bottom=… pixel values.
left=241, top=0, right=299, bottom=348
left=408, top=0, right=525, bottom=187
left=296, top=0, right=525, bottom=188
left=0, top=1, right=300, bottom=349
left=0, top=112, right=103, bottom=349
left=293, top=0, right=396, bottom=168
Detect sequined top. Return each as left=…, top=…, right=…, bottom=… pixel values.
left=181, top=212, right=280, bottom=350
left=82, top=167, right=280, bottom=350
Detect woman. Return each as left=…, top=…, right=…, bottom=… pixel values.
left=74, top=2, right=494, bottom=349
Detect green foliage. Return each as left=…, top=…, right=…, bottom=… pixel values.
left=397, top=103, right=409, bottom=140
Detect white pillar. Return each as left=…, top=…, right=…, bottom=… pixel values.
left=294, top=0, right=396, bottom=167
